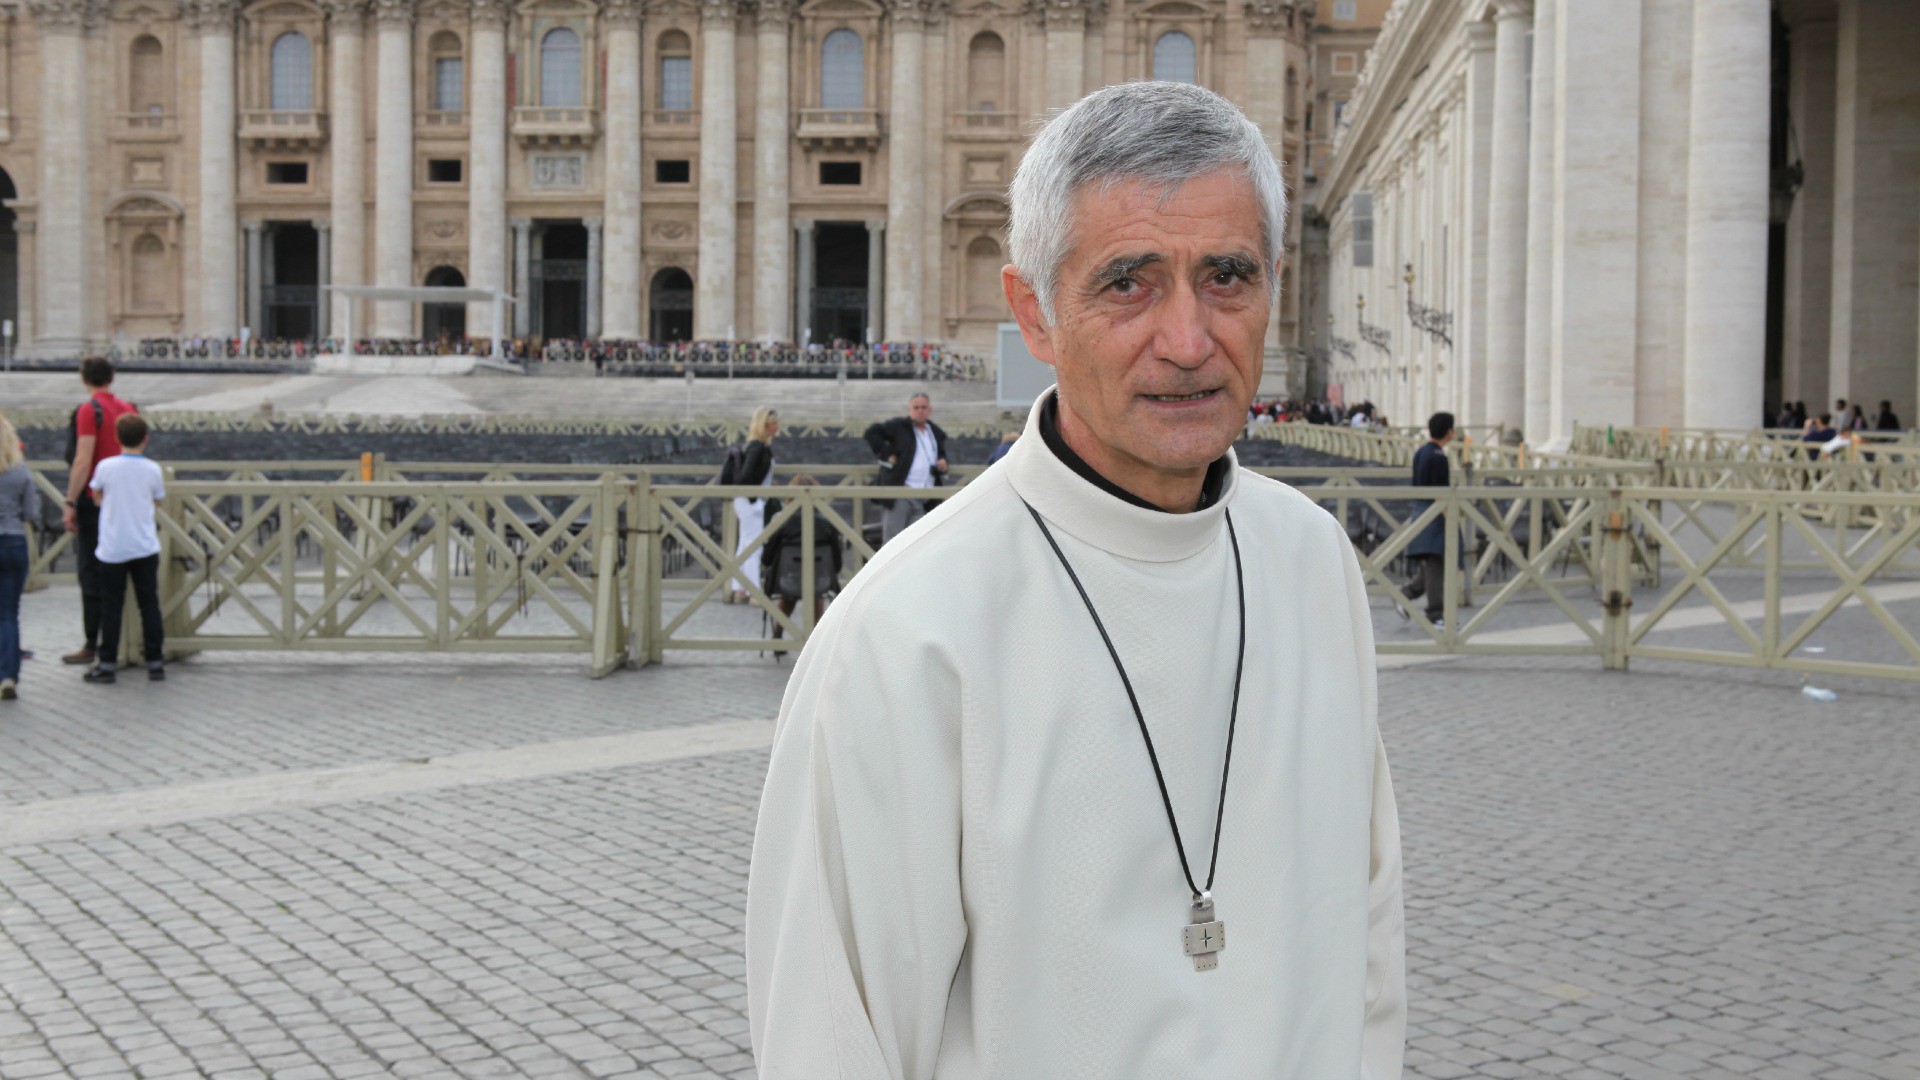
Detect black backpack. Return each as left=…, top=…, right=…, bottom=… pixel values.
left=717, top=443, right=746, bottom=485
left=65, top=398, right=139, bottom=465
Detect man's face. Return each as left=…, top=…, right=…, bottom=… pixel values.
left=909, top=397, right=932, bottom=425
left=1005, top=169, right=1270, bottom=478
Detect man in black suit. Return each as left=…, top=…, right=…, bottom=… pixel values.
left=864, top=393, right=950, bottom=544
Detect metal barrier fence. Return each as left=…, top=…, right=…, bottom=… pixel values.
left=19, top=462, right=1918, bottom=681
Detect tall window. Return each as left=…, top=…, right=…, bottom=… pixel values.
left=270, top=31, right=314, bottom=110
left=966, top=32, right=1004, bottom=111
left=430, top=31, right=463, bottom=111
left=1152, top=31, right=1195, bottom=84
left=129, top=35, right=165, bottom=114
left=658, top=30, right=693, bottom=111
left=821, top=29, right=863, bottom=109
left=131, top=234, right=167, bottom=311
left=540, top=27, right=582, bottom=107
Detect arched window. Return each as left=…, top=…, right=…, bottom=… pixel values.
left=821, top=29, right=863, bottom=109
left=270, top=31, right=314, bottom=110
left=130, top=234, right=168, bottom=312
left=540, top=27, right=582, bottom=107
left=1152, top=30, right=1195, bottom=84
left=430, top=30, right=464, bottom=111
left=658, top=30, right=693, bottom=112
left=966, top=32, right=1004, bottom=111
left=129, top=35, right=166, bottom=115
left=966, top=236, right=1004, bottom=315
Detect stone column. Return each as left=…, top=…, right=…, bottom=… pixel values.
left=884, top=0, right=925, bottom=341
left=32, top=0, right=101, bottom=351
left=372, top=0, right=415, bottom=337
left=1828, top=0, right=1920, bottom=420
left=794, top=218, right=815, bottom=343
left=1522, top=0, right=1556, bottom=444
left=315, top=221, right=332, bottom=337
left=1546, top=0, right=1640, bottom=445
left=14, top=220, right=35, bottom=349
left=753, top=0, right=792, bottom=343
left=1782, top=12, right=1836, bottom=410
left=1244, top=3, right=1289, bottom=367
left=600, top=0, right=643, bottom=339
left=1459, top=20, right=1496, bottom=428
left=1041, top=1, right=1084, bottom=112
left=1680, top=0, right=1770, bottom=429
left=189, top=0, right=239, bottom=341
left=324, top=0, right=365, bottom=340
left=585, top=216, right=603, bottom=338
left=467, top=0, right=510, bottom=333
left=244, top=219, right=264, bottom=333
left=694, top=0, right=738, bottom=340
left=1484, top=0, right=1530, bottom=434
left=511, top=217, right=532, bottom=336
left=866, top=219, right=885, bottom=342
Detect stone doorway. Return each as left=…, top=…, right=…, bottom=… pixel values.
left=810, top=222, right=871, bottom=345
left=264, top=222, right=320, bottom=340
left=649, top=267, right=693, bottom=343
left=532, top=221, right=588, bottom=340
left=0, top=168, right=20, bottom=347
left=422, top=266, right=467, bottom=343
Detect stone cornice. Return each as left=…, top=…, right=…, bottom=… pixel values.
left=30, top=0, right=108, bottom=33
left=468, top=0, right=509, bottom=26
left=602, top=0, right=641, bottom=28
left=371, top=0, right=412, bottom=25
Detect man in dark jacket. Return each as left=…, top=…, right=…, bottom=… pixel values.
left=1399, top=411, right=1453, bottom=628
left=1876, top=401, right=1902, bottom=431
left=863, top=393, right=949, bottom=543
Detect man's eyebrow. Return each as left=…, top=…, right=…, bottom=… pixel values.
left=1088, top=253, right=1162, bottom=286
left=1202, top=252, right=1263, bottom=278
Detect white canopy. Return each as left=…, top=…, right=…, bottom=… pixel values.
left=325, top=285, right=518, bottom=362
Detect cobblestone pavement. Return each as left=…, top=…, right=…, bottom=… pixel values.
left=2, top=584, right=1917, bottom=1079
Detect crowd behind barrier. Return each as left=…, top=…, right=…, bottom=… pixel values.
left=66, top=337, right=988, bottom=381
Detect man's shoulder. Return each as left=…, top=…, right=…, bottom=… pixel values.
left=1231, top=469, right=1350, bottom=549
left=823, top=469, right=1021, bottom=619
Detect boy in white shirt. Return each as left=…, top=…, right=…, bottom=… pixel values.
left=84, top=413, right=167, bottom=684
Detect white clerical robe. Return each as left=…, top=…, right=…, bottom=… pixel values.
left=748, top=389, right=1406, bottom=1078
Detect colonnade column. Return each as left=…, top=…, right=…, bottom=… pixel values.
left=315, top=221, right=332, bottom=337
left=866, top=220, right=885, bottom=342
left=1680, top=0, right=1770, bottom=429
left=1781, top=12, right=1836, bottom=410
left=191, top=0, right=239, bottom=341
left=1522, top=0, right=1556, bottom=444
left=323, top=0, right=364, bottom=341
left=243, top=219, right=264, bottom=334
left=467, top=0, right=510, bottom=334
left=372, top=0, right=415, bottom=337
left=1244, top=4, right=1289, bottom=368
left=31, top=0, right=97, bottom=351
left=694, top=0, right=738, bottom=340
left=794, top=219, right=815, bottom=344
left=1828, top=0, right=1920, bottom=420
left=1483, top=0, right=1530, bottom=433
left=600, top=0, right=643, bottom=339
left=884, top=0, right=925, bottom=342
left=752, top=0, right=792, bottom=343
left=1040, top=0, right=1084, bottom=112
left=1459, top=20, right=1496, bottom=427
left=511, top=217, right=532, bottom=336
left=584, top=216, right=603, bottom=338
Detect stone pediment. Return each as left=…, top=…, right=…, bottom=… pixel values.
left=799, top=0, right=881, bottom=16
left=516, top=0, right=596, bottom=14
left=1136, top=0, right=1208, bottom=13
left=244, top=0, right=320, bottom=18
left=108, top=192, right=186, bottom=217
left=113, top=0, right=181, bottom=22
left=944, top=190, right=1009, bottom=221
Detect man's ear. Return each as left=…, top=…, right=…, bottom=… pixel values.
left=1002, top=266, right=1057, bottom=368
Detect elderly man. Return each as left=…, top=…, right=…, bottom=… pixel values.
left=748, top=82, right=1404, bottom=1078
left=864, top=393, right=950, bottom=544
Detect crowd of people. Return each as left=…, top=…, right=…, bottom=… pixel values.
left=1247, top=398, right=1392, bottom=431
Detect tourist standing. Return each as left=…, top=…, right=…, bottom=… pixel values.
left=61, top=358, right=140, bottom=667
left=1876, top=400, right=1902, bottom=431
left=1400, top=411, right=1455, bottom=628
left=84, top=413, right=167, bottom=685
left=0, top=410, right=38, bottom=701
left=864, top=393, right=950, bottom=543
left=731, top=406, right=780, bottom=603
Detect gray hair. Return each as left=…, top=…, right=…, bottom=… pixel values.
left=1008, top=81, right=1287, bottom=326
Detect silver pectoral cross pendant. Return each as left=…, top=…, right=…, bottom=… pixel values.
left=1182, top=896, right=1226, bottom=971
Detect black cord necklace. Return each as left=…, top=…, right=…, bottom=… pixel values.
left=1023, top=501, right=1246, bottom=972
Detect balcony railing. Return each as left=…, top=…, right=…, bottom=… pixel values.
left=113, top=111, right=179, bottom=139
left=417, top=110, right=468, bottom=133
left=512, top=106, right=599, bottom=146
left=953, top=110, right=1017, bottom=132
left=645, top=108, right=698, bottom=134
left=239, top=109, right=328, bottom=147
left=795, top=107, right=882, bottom=149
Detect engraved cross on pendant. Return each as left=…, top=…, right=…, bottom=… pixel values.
left=1182, top=896, right=1226, bottom=971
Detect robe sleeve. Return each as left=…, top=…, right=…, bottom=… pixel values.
left=747, top=587, right=968, bottom=1080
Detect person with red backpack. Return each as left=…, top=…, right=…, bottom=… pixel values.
left=60, top=357, right=140, bottom=667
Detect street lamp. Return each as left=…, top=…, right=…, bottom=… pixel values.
left=1403, top=264, right=1415, bottom=288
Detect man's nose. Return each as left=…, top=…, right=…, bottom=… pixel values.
left=1151, top=282, right=1214, bottom=369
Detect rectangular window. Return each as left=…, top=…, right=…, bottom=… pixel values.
left=435, top=57, right=464, bottom=111
left=661, top=57, right=693, bottom=112
left=1352, top=191, right=1373, bottom=268
left=1331, top=52, right=1357, bottom=76
left=427, top=158, right=463, bottom=183
left=820, top=161, right=862, bottom=186
left=655, top=159, right=691, bottom=183
left=266, top=161, right=309, bottom=184
left=1333, top=0, right=1357, bottom=21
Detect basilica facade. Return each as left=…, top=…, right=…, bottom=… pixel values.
left=0, top=0, right=1312, bottom=361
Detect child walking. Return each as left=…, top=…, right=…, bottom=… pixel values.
left=85, top=413, right=166, bottom=684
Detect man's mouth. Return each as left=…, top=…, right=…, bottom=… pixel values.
left=1143, top=390, right=1218, bottom=403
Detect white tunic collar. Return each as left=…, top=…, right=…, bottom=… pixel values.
left=1003, top=387, right=1240, bottom=564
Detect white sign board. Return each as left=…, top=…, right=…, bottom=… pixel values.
left=996, top=322, right=1054, bottom=409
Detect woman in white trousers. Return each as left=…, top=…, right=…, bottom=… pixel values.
left=732, top=406, right=780, bottom=602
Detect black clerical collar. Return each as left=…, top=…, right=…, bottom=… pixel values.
left=1038, top=393, right=1231, bottom=513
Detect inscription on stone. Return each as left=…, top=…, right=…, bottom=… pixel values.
left=531, top=154, right=585, bottom=189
